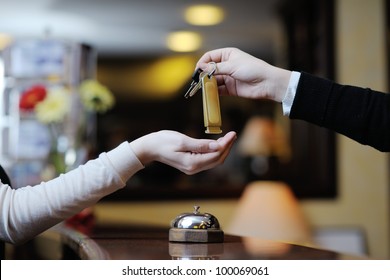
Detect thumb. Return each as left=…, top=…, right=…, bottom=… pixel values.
left=186, top=131, right=237, bottom=153
left=185, top=139, right=220, bottom=153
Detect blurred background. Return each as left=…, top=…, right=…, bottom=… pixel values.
left=0, top=0, right=389, bottom=259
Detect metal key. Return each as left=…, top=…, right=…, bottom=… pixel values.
left=184, top=68, right=203, bottom=98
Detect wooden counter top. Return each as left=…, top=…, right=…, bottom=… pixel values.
left=12, top=223, right=359, bottom=260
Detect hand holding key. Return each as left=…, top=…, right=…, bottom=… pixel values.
left=184, top=63, right=222, bottom=134
left=195, top=47, right=291, bottom=102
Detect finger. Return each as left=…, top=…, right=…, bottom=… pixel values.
left=183, top=153, right=223, bottom=174
left=188, top=132, right=237, bottom=173
left=196, top=48, right=236, bottom=73
left=193, top=143, right=233, bottom=173
left=179, top=136, right=219, bottom=154
left=184, top=131, right=236, bottom=153
left=201, top=131, right=236, bottom=153
left=197, top=61, right=232, bottom=76
left=197, top=47, right=238, bottom=64
left=164, top=132, right=237, bottom=174
left=217, top=84, right=229, bottom=96
left=216, top=131, right=237, bottom=146
left=196, top=49, right=225, bottom=66
left=214, top=133, right=236, bottom=164
left=214, top=77, right=237, bottom=96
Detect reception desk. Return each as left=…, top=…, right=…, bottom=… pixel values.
left=6, top=223, right=364, bottom=260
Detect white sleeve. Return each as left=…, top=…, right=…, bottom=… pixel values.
left=0, top=141, right=144, bottom=244
left=282, top=71, right=301, bottom=116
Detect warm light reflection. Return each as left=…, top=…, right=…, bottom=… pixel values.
left=97, top=55, right=197, bottom=99
left=166, top=31, right=202, bottom=52
left=185, top=5, right=225, bottom=26
left=242, top=236, right=291, bottom=257
left=0, top=33, right=12, bottom=50
left=147, top=56, right=194, bottom=94
left=238, top=116, right=291, bottom=161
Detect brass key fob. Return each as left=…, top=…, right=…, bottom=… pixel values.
left=184, top=63, right=222, bottom=134
left=201, top=73, right=222, bottom=134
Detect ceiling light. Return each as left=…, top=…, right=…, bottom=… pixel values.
left=166, top=31, right=202, bottom=52
left=185, top=5, right=224, bottom=26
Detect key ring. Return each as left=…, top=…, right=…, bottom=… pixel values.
left=208, top=62, right=217, bottom=77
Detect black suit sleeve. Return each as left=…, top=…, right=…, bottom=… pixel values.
left=0, top=165, right=11, bottom=186
left=290, top=72, right=390, bottom=152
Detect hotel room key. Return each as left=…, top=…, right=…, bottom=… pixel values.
left=201, top=72, right=222, bottom=134
left=184, top=68, right=203, bottom=98
left=184, top=65, right=222, bottom=134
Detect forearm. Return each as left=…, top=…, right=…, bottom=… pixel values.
left=0, top=142, right=144, bottom=244
left=289, top=72, right=390, bottom=151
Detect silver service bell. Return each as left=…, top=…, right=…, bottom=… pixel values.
left=169, top=206, right=224, bottom=243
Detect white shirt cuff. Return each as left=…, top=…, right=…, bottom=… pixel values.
left=282, top=71, right=301, bottom=116
left=105, top=141, right=144, bottom=183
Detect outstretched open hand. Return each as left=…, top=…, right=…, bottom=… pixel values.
left=130, top=130, right=237, bottom=175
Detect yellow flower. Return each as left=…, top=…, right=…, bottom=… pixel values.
left=79, top=80, right=115, bottom=113
left=35, top=87, right=70, bottom=123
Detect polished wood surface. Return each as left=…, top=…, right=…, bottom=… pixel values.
left=6, top=223, right=366, bottom=260
left=31, top=223, right=362, bottom=260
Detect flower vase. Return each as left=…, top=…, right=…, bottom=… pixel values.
left=47, top=146, right=67, bottom=177
left=18, top=80, right=112, bottom=232
left=43, top=121, right=85, bottom=178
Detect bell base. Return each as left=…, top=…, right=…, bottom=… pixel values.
left=169, top=228, right=224, bottom=243
left=169, top=242, right=224, bottom=259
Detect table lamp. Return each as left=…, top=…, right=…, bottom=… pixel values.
left=226, top=181, right=313, bottom=245
left=237, top=116, right=290, bottom=178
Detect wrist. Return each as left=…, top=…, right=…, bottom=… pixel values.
left=271, top=68, right=292, bottom=103
left=106, top=141, right=145, bottom=181
left=129, top=134, right=155, bottom=165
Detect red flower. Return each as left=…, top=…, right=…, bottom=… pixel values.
left=65, top=208, right=95, bottom=235
left=19, top=85, right=47, bottom=110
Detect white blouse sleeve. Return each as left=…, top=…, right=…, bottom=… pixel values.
left=282, top=71, right=301, bottom=116
left=0, top=141, right=144, bottom=244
